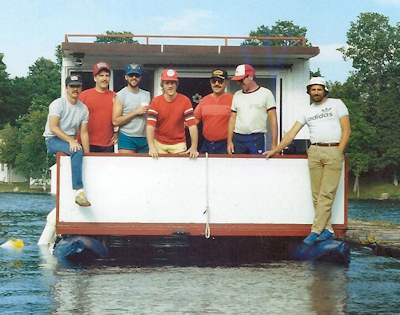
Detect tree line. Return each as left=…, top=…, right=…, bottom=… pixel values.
left=0, top=14, right=399, bottom=191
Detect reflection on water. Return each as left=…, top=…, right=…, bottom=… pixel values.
left=1, top=194, right=400, bottom=314
left=45, top=260, right=348, bottom=314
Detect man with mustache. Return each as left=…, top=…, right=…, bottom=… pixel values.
left=146, top=69, right=198, bottom=159
left=43, top=74, right=91, bottom=207
left=227, top=64, right=278, bottom=155
left=264, top=77, right=351, bottom=245
left=78, top=62, right=117, bottom=152
left=194, top=69, right=233, bottom=154
left=112, top=63, right=150, bottom=153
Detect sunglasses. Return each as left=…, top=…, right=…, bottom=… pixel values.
left=127, top=73, right=141, bottom=78
left=211, top=78, right=225, bottom=84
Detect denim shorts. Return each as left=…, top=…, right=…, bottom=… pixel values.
left=118, top=132, right=148, bottom=153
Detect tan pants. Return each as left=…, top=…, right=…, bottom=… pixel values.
left=154, top=139, right=187, bottom=154
left=307, top=145, right=344, bottom=234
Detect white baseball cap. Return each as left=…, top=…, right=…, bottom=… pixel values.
left=307, top=77, right=329, bottom=94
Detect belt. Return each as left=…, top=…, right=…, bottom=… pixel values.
left=311, top=143, right=339, bottom=147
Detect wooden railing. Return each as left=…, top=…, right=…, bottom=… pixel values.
left=64, top=34, right=306, bottom=47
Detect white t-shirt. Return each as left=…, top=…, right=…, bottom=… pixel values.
left=296, top=98, right=349, bottom=143
left=43, top=97, right=89, bottom=140
left=231, top=87, right=276, bottom=134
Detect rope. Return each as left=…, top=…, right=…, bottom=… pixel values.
left=204, top=152, right=211, bottom=238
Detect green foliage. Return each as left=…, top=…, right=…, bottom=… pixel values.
left=15, top=110, right=54, bottom=182
left=310, top=69, right=322, bottom=78
left=95, top=31, right=139, bottom=44
left=338, top=13, right=400, bottom=103
left=328, top=78, right=363, bottom=102
left=337, top=12, right=400, bottom=180
left=344, top=100, right=377, bottom=176
left=26, top=57, right=61, bottom=100
left=0, top=53, right=12, bottom=129
left=374, top=84, right=400, bottom=173
left=242, top=20, right=310, bottom=46
left=0, top=123, right=21, bottom=166
left=2, top=54, right=61, bottom=183
left=13, top=57, right=60, bottom=182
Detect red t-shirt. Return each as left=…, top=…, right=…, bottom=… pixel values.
left=194, top=93, right=233, bottom=142
left=79, top=88, right=116, bottom=147
left=147, top=93, right=195, bottom=144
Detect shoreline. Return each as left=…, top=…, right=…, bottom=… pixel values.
left=338, top=218, right=400, bottom=259
left=1, top=187, right=400, bottom=200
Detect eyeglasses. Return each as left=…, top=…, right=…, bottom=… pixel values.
left=211, top=78, right=225, bottom=84
left=127, top=73, right=141, bottom=78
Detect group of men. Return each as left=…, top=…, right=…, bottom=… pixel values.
left=43, top=62, right=351, bottom=246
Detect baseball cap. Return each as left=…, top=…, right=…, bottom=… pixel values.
left=211, top=69, right=228, bottom=80
left=125, top=63, right=142, bottom=75
left=161, top=69, right=178, bottom=81
left=231, top=64, right=256, bottom=81
left=65, top=74, right=83, bottom=86
left=307, top=77, right=329, bottom=94
left=93, top=62, right=110, bottom=76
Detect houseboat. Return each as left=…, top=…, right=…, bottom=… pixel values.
left=39, top=34, right=349, bottom=264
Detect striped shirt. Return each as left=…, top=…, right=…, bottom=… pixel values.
left=147, top=93, right=195, bottom=144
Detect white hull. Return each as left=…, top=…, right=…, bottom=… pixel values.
left=53, top=153, right=347, bottom=237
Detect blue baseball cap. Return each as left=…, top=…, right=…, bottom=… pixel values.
left=125, top=63, right=142, bottom=75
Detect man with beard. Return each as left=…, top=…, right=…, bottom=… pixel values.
left=227, top=64, right=278, bottom=155
left=79, top=62, right=117, bottom=152
left=194, top=69, right=233, bottom=154
left=264, top=77, right=351, bottom=245
left=43, top=74, right=91, bottom=207
left=146, top=69, right=198, bottom=159
left=112, top=63, right=151, bottom=153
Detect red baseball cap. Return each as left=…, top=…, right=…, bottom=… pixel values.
left=161, top=69, right=178, bottom=81
left=231, top=64, right=256, bottom=81
left=93, top=61, right=110, bottom=76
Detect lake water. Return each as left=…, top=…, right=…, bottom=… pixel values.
left=1, top=193, right=400, bottom=314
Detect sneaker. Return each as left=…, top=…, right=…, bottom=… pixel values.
left=303, top=232, right=319, bottom=245
left=75, top=192, right=91, bottom=207
left=316, top=229, right=334, bottom=242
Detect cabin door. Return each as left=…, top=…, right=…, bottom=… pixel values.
left=177, top=78, right=213, bottom=151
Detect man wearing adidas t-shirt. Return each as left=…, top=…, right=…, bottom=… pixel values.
left=264, top=77, right=351, bottom=246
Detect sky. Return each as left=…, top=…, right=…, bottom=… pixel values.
left=0, top=0, right=399, bottom=83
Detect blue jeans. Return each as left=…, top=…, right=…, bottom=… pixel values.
left=46, top=137, right=84, bottom=190
left=200, top=139, right=227, bottom=154
left=233, top=133, right=266, bottom=154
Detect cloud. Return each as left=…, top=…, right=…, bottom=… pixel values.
left=151, top=9, right=214, bottom=35
left=313, top=44, right=348, bottom=63
left=310, top=44, right=354, bottom=82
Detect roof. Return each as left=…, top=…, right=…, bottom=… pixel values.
left=62, top=34, right=320, bottom=69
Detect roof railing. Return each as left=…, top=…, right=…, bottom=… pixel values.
left=64, top=34, right=306, bottom=47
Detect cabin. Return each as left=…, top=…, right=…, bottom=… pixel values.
left=61, top=34, right=320, bottom=152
